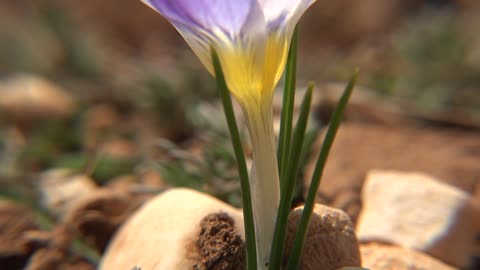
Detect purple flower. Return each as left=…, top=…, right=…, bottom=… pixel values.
left=142, top=0, right=315, bottom=103
left=141, top=1, right=315, bottom=269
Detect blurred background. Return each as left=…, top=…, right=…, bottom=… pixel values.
left=0, top=1, right=479, bottom=269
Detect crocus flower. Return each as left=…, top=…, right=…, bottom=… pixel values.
left=141, top=1, right=315, bottom=268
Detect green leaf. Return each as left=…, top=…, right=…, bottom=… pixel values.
left=269, top=84, right=313, bottom=270
left=156, top=161, right=204, bottom=189
left=278, top=28, right=299, bottom=186
left=286, top=70, right=358, bottom=270
left=211, top=48, right=257, bottom=270
left=52, top=153, right=136, bottom=185
left=72, top=238, right=102, bottom=265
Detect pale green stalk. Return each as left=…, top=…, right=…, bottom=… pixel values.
left=240, top=97, right=280, bottom=270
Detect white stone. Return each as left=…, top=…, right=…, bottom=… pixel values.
left=356, top=170, right=480, bottom=268
left=99, top=188, right=244, bottom=270
left=37, top=169, right=97, bottom=217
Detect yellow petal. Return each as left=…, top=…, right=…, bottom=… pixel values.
left=218, top=33, right=288, bottom=107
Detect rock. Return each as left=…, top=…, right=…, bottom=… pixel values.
left=360, top=244, right=456, bottom=270
left=101, top=189, right=365, bottom=270
left=99, top=188, right=244, bottom=270
left=0, top=74, right=75, bottom=121
left=356, top=170, right=480, bottom=268
left=106, top=175, right=137, bottom=194
left=304, top=123, right=480, bottom=224
left=82, top=103, right=120, bottom=132
left=99, top=138, right=137, bottom=160
left=25, top=247, right=95, bottom=270
left=285, top=204, right=361, bottom=270
left=63, top=190, right=136, bottom=252
left=139, top=169, right=166, bottom=188
left=25, top=248, right=64, bottom=270
left=23, top=225, right=94, bottom=270
left=0, top=201, right=40, bottom=270
left=37, top=169, right=97, bottom=217
left=22, top=225, right=74, bottom=253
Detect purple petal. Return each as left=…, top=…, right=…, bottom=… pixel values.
left=143, top=0, right=253, bottom=38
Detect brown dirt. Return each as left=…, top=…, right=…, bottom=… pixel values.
left=0, top=201, right=40, bottom=270
left=193, top=212, right=246, bottom=270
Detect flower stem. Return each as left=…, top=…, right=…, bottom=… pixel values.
left=241, top=98, right=280, bottom=270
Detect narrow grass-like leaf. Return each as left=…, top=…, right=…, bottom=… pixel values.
left=72, top=238, right=102, bottom=264
left=286, top=71, right=358, bottom=270
left=278, top=28, right=298, bottom=184
left=293, top=116, right=321, bottom=201
left=298, top=122, right=321, bottom=175
left=211, top=48, right=257, bottom=270
left=269, top=84, right=313, bottom=270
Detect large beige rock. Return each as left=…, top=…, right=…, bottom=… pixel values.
left=99, top=188, right=244, bottom=270
left=360, top=244, right=456, bottom=270
left=356, top=170, right=480, bottom=268
left=0, top=74, right=75, bottom=120
left=285, top=204, right=361, bottom=270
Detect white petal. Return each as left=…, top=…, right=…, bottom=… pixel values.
left=172, top=23, right=217, bottom=74
left=257, top=0, right=316, bottom=30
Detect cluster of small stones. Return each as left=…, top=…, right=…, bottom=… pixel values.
left=100, top=169, right=480, bottom=270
